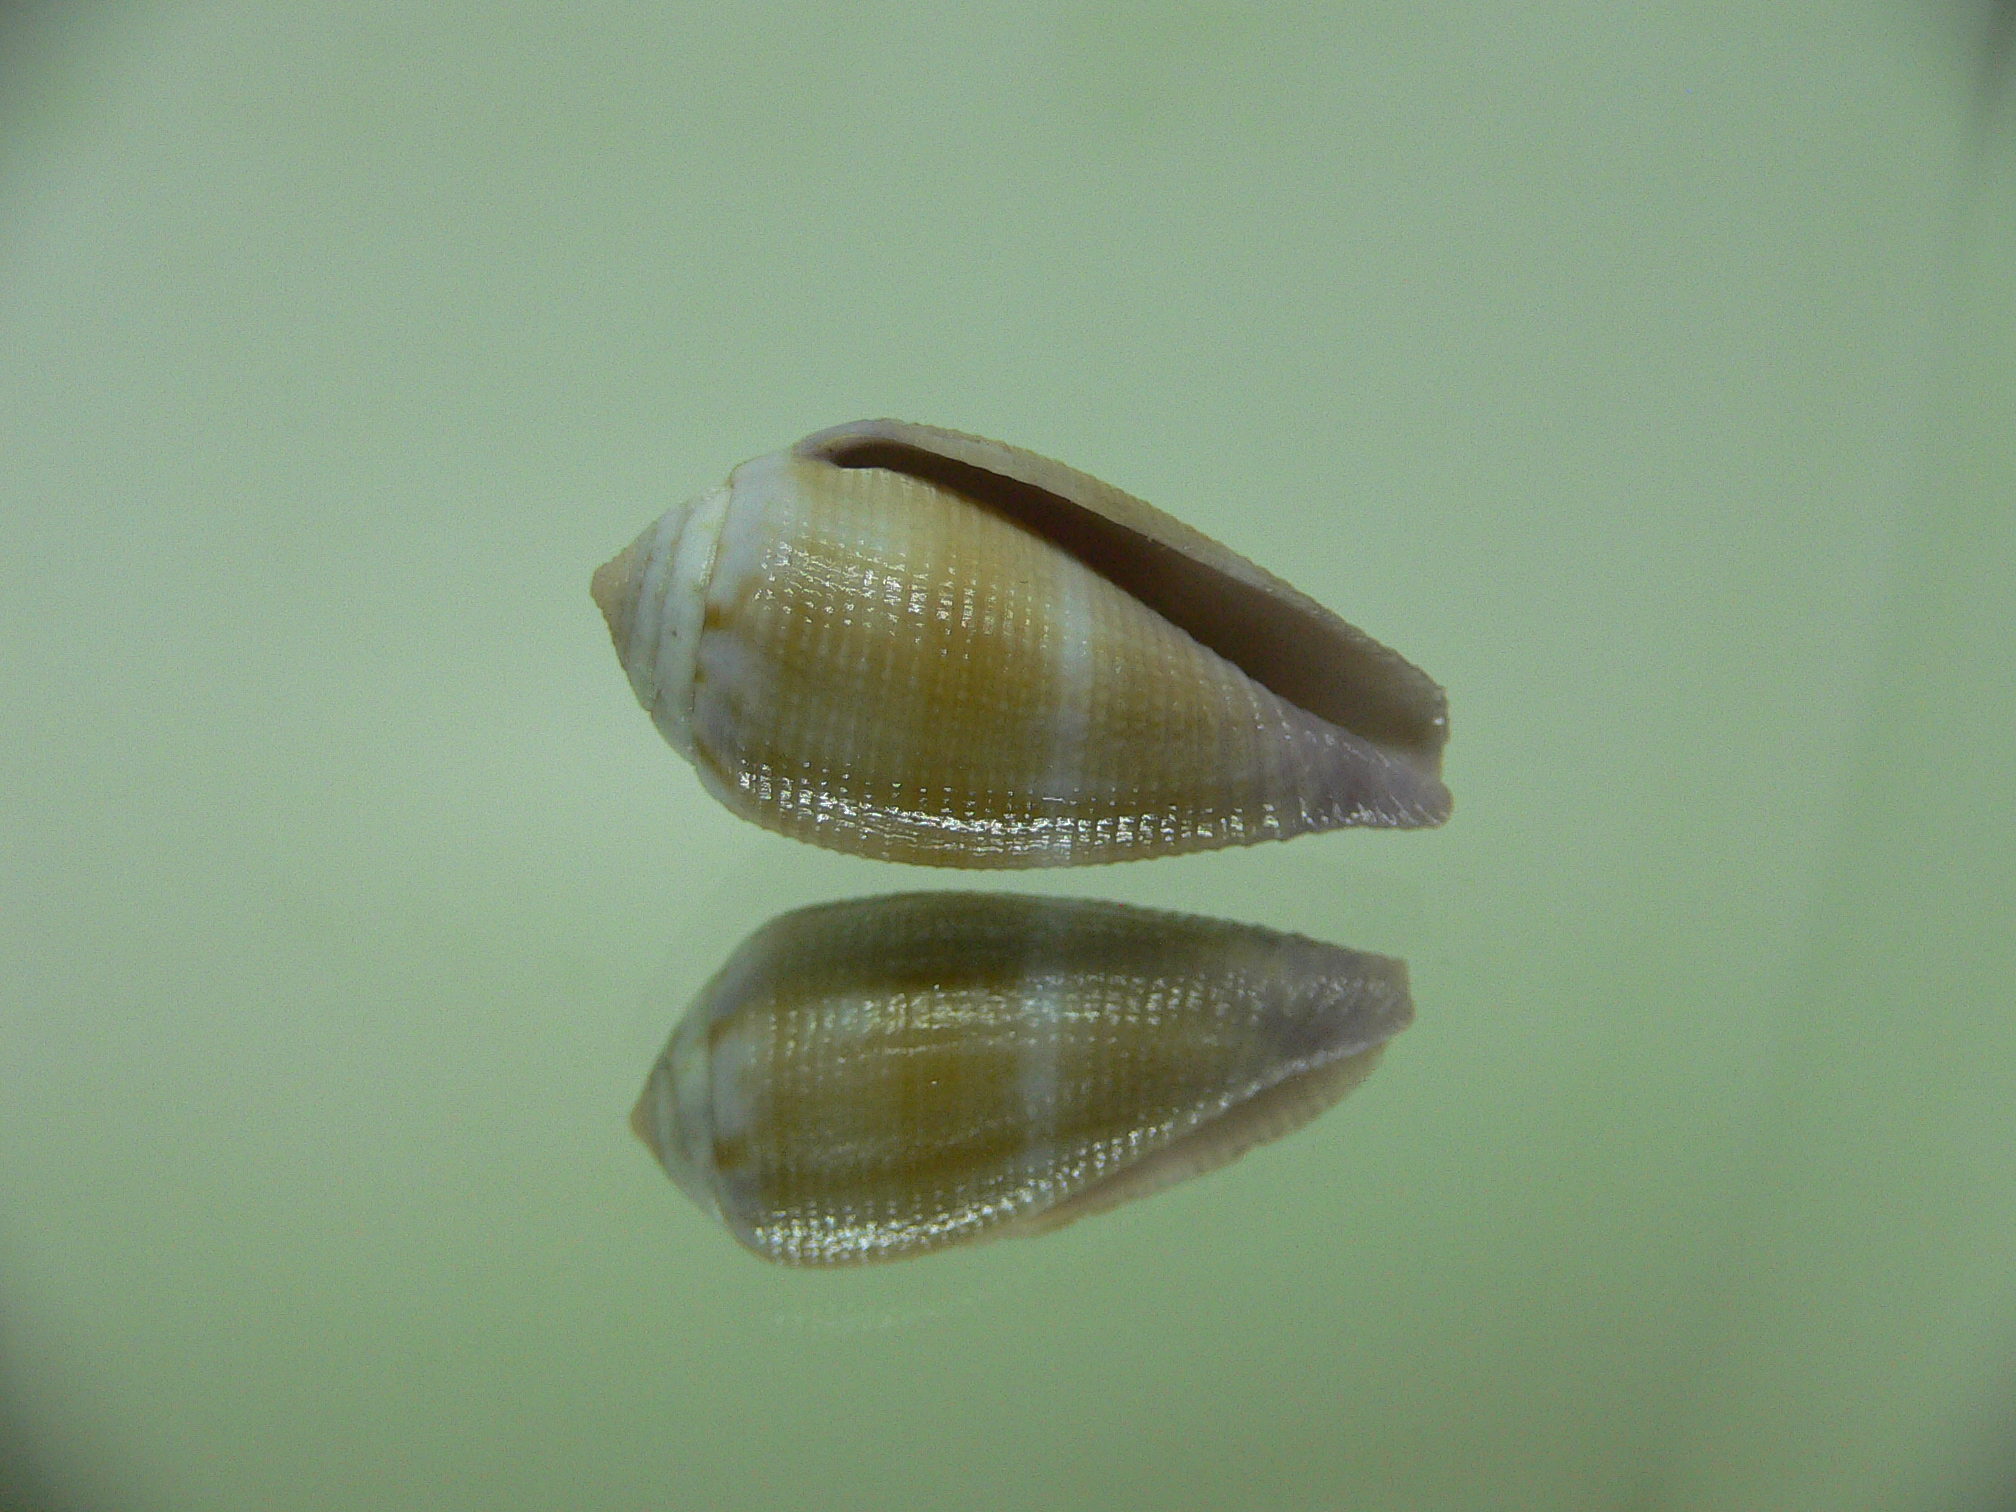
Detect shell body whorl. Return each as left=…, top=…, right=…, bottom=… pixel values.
left=631, top=892, right=1413, bottom=1265
left=593, top=421, right=1451, bottom=867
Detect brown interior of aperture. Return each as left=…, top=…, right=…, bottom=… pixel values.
left=818, top=438, right=1444, bottom=771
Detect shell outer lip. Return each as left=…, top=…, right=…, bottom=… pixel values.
left=792, top=417, right=1451, bottom=785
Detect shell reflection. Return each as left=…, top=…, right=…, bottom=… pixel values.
left=631, top=892, right=1412, bottom=1265
left=592, top=420, right=1451, bottom=867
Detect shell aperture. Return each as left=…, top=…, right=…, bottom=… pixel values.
left=592, top=420, right=1451, bottom=867
left=630, top=892, right=1412, bottom=1266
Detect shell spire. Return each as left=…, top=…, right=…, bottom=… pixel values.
left=593, top=420, right=1450, bottom=866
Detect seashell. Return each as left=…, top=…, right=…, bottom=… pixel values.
left=591, top=419, right=1450, bottom=867
left=630, top=892, right=1412, bottom=1265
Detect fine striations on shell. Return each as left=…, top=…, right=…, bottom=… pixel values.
left=592, top=419, right=1451, bottom=867
left=629, top=891, right=1413, bottom=1265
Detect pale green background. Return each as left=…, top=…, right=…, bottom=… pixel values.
left=2, top=5, right=2012, bottom=1510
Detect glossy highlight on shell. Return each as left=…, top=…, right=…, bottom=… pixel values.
left=629, top=892, right=1413, bottom=1265
left=592, top=419, right=1450, bottom=867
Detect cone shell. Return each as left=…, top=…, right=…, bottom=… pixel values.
left=630, top=892, right=1412, bottom=1265
left=592, top=419, right=1450, bottom=867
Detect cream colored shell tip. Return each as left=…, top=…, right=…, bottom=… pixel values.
left=592, top=419, right=1450, bottom=867
left=630, top=892, right=1413, bottom=1265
